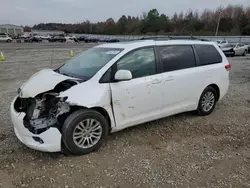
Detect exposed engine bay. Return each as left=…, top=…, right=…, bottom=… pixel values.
left=14, top=79, right=79, bottom=134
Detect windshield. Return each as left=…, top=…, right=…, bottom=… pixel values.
left=222, top=44, right=235, bottom=48
left=57, top=47, right=123, bottom=79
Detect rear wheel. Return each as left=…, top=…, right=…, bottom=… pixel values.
left=242, top=50, right=247, bottom=56
left=6, top=39, right=11, bottom=43
left=62, top=109, right=109, bottom=155
left=197, top=86, right=218, bottom=116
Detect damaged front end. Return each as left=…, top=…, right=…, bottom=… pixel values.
left=14, top=79, right=78, bottom=134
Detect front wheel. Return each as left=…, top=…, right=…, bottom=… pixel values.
left=242, top=50, right=247, bottom=56
left=231, top=51, right=235, bottom=57
left=62, top=109, right=109, bottom=155
left=197, top=86, right=218, bottom=116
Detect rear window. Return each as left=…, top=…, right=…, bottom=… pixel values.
left=159, top=45, right=196, bottom=72
left=194, top=44, right=222, bottom=65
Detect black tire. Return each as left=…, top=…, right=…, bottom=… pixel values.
left=61, top=142, right=73, bottom=156
left=242, top=50, right=247, bottom=56
left=62, top=109, right=109, bottom=155
left=197, top=86, right=218, bottom=116
left=6, top=39, right=11, bottom=43
left=231, top=51, right=235, bottom=57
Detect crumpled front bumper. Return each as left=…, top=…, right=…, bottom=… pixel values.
left=10, top=97, right=62, bottom=152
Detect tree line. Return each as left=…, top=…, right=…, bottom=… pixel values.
left=27, top=5, right=250, bottom=35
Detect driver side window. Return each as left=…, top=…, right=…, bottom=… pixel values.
left=116, top=47, right=156, bottom=79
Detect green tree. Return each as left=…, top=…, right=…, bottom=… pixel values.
left=239, top=14, right=249, bottom=32
left=117, top=15, right=127, bottom=34
left=158, top=14, right=172, bottom=32
left=242, top=24, right=250, bottom=35
left=219, top=18, right=233, bottom=32
left=139, top=9, right=159, bottom=34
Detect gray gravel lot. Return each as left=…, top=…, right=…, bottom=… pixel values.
left=0, top=43, right=250, bottom=188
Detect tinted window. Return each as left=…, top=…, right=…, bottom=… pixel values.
left=159, top=45, right=196, bottom=72
left=194, top=44, right=222, bottom=65
left=117, top=47, right=156, bottom=79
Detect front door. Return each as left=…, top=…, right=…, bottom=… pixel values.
left=238, top=44, right=245, bottom=54
left=235, top=44, right=244, bottom=55
left=110, top=47, right=164, bottom=129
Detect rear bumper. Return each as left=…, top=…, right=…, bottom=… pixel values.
left=10, top=97, right=62, bottom=152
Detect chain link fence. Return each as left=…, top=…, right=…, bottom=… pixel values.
left=81, top=34, right=250, bottom=43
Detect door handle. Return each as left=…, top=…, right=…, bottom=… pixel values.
left=151, top=79, right=162, bottom=84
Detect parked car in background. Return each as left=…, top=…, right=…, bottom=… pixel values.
left=216, top=40, right=228, bottom=47
left=99, top=38, right=108, bottom=42
left=21, top=34, right=32, bottom=39
left=221, top=43, right=248, bottom=57
left=76, top=36, right=86, bottom=42
left=33, top=34, right=44, bottom=39
left=33, top=35, right=51, bottom=40
left=106, top=38, right=120, bottom=43
left=24, top=36, right=42, bottom=43
left=41, top=35, right=52, bottom=40
left=0, top=34, right=12, bottom=43
left=65, top=35, right=77, bottom=42
left=85, top=37, right=99, bottom=43
left=65, top=36, right=75, bottom=43
left=10, top=39, right=230, bottom=155
left=48, top=35, right=66, bottom=42
left=96, top=38, right=120, bottom=43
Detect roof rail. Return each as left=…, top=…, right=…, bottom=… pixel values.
left=139, top=36, right=171, bottom=40
left=139, top=36, right=210, bottom=41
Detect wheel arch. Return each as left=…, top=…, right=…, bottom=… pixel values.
left=206, top=84, right=220, bottom=101
left=58, top=105, right=112, bottom=132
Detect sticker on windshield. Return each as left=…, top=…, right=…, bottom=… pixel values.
left=105, top=51, right=120, bottom=55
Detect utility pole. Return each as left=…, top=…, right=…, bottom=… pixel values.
left=215, top=11, right=222, bottom=36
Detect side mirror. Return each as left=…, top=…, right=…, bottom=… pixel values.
left=114, top=70, right=132, bottom=81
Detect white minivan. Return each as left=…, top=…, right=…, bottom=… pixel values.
left=10, top=39, right=230, bottom=155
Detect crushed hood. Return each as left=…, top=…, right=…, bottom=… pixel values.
left=221, top=47, right=234, bottom=51
left=19, top=69, right=77, bottom=98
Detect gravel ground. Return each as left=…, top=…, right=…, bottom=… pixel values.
left=0, top=43, right=250, bottom=188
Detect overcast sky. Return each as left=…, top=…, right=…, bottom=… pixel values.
left=1, top=0, right=249, bottom=26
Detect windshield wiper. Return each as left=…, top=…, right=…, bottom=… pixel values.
left=54, top=69, right=89, bottom=81
left=54, top=69, right=71, bottom=77
left=60, top=72, right=72, bottom=77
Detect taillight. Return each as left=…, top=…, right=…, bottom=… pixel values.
left=225, top=64, right=231, bottom=71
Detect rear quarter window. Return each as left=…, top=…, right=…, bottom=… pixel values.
left=194, top=44, right=222, bottom=66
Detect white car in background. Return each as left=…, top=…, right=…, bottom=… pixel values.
left=216, top=40, right=228, bottom=47
left=10, top=39, right=230, bottom=155
left=65, top=36, right=76, bottom=43
left=41, top=35, right=52, bottom=40
left=221, top=43, right=248, bottom=57
left=0, top=34, right=12, bottom=43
